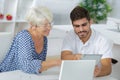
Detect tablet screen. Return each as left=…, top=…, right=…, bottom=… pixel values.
left=81, top=54, right=102, bottom=65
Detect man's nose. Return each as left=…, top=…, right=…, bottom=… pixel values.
left=78, top=26, right=84, bottom=31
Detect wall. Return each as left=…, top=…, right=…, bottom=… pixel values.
left=32, top=0, right=81, bottom=25
left=107, top=0, right=120, bottom=19
left=33, top=0, right=120, bottom=25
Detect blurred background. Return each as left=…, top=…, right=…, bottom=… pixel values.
left=32, top=0, right=120, bottom=25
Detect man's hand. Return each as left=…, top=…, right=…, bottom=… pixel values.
left=61, top=51, right=82, bottom=60
left=73, top=54, right=82, bottom=60
left=94, top=58, right=111, bottom=77
left=94, top=65, right=101, bottom=77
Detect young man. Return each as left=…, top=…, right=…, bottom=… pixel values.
left=61, top=6, right=112, bottom=77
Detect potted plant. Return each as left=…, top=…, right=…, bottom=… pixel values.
left=79, top=0, right=112, bottom=23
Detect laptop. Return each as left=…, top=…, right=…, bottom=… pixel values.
left=59, top=60, right=96, bottom=80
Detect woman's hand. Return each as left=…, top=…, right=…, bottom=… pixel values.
left=40, top=59, right=62, bottom=72
left=53, top=59, right=62, bottom=66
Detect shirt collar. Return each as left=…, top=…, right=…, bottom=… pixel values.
left=75, top=29, right=95, bottom=46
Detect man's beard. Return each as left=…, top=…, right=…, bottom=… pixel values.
left=77, top=31, right=88, bottom=38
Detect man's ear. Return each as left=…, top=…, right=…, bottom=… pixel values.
left=90, top=19, right=93, bottom=24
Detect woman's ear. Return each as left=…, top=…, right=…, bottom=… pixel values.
left=31, top=26, right=37, bottom=30
left=30, top=23, right=37, bottom=30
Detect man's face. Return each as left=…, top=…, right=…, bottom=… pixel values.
left=72, top=18, right=92, bottom=40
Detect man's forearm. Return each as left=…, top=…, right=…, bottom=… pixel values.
left=61, top=54, right=82, bottom=60
left=61, top=54, right=75, bottom=60
left=97, top=58, right=112, bottom=77
left=97, top=64, right=111, bottom=77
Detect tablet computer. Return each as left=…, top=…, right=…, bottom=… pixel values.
left=81, top=54, right=102, bottom=65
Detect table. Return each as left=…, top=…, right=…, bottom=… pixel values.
left=0, top=67, right=118, bottom=80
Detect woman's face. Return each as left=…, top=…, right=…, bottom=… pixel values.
left=37, top=19, right=52, bottom=36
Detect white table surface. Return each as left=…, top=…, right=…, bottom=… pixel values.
left=0, top=67, right=118, bottom=80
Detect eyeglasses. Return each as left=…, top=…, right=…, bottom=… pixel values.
left=38, top=22, right=54, bottom=28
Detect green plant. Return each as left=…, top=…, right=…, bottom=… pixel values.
left=79, top=0, right=112, bottom=23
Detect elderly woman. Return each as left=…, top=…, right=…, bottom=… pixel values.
left=0, top=6, right=61, bottom=74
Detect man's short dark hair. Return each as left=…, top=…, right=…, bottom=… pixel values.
left=70, top=6, right=90, bottom=22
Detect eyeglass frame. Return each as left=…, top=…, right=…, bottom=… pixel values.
left=36, top=22, right=54, bottom=28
